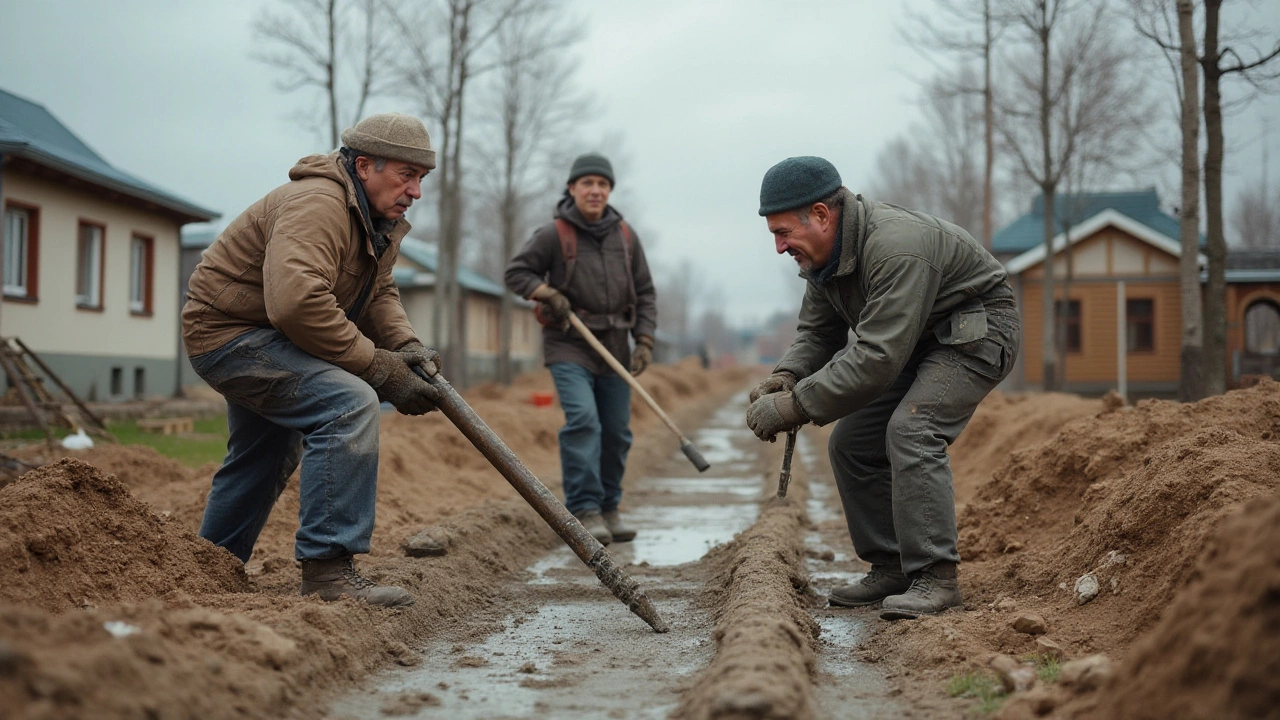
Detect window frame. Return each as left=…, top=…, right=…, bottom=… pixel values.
left=1053, top=298, right=1083, bottom=354
left=76, top=219, right=106, bottom=311
left=1126, top=297, right=1156, bottom=354
left=128, top=233, right=154, bottom=316
left=3, top=201, right=40, bottom=302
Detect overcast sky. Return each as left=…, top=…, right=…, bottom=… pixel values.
left=2, top=0, right=1277, bottom=328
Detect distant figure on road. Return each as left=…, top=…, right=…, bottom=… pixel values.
left=183, top=113, right=442, bottom=608
left=745, top=156, right=1020, bottom=620
left=504, top=153, right=658, bottom=546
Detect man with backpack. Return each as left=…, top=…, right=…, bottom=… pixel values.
left=504, top=153, right=658, bottom=545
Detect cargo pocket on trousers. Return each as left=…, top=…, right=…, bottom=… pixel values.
left=217, top=366, right=300, bottom=411
left=954, top=337, right=1009, bottom=381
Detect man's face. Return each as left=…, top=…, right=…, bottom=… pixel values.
left=356, top=157, right=430, bottom=221
left=766, top=203, right=837, bottom=272
left=568, top=175, right=612, bottom=222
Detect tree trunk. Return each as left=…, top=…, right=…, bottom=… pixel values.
left=1177, top=0, right=1205, bottom=401
left=326, top=0, right=338, bottom=148
left=1202, top=0, right=1227, bottom=395
left=1038, top=3, right=1059, bottom=392
left=982, top=0, right=995, bottom=250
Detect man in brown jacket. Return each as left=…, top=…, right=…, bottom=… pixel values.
left=183, top=113, right=441, bottom=608
left=504, top=153, right=657, bottom=545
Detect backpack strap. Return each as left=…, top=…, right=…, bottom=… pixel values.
left=554, top=218, right=578, bottom=289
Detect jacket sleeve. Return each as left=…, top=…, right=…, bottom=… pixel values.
left=792, top=251, right=943, bottom=425
left=774, top=281, right=849, bottom=381
left=358, top=247, right=417, bottom=351
left=262, top=193, right=376, bottom=373
left=630, top=232, right=657, bottom=341
left=505, top=226, right=556, bottom=299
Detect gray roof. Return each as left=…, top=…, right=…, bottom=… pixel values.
left=993, top=189, right=1185, bottom=255
left=394, top=237, right=506, bottom=297
left=1215, top=249, right=1280, bottom=283
left=0, top=87, right=217, bottom=223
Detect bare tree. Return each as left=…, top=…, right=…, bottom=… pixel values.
left=902, top=0, right=1009, bottom=249
left=253, top=0, right=394, bottom=146
left=1230, top=182, right=1280, bottom=248
left=391, top=0, right=537, bottom=386
left=998, top=0, right=1156, bottom=391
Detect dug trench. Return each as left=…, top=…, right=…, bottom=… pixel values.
left=2, top=364, right=1280, bottom=719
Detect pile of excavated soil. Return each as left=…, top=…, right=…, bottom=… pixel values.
left=0, top=359, right=751, bottom=720
left=863, top=380, right=1280, bottom=720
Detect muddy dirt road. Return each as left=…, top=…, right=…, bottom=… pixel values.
left=326, top=394, right=903, bottom=719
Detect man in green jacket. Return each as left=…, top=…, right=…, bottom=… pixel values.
left=745, top=156, right=1020, bottom=619
left=184, top=113, right=441, bottom=607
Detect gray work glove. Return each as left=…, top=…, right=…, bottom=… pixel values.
left=359, top=348, right=442, bottom=416
left=745, top=391, right=809, bottom=442
left=630, top=336, right=654, bottom=376
left=748, top=370, right=798, bottom=404
left=530, top=285, right=573, bottom=330
left=396, top=341, right=442, bottom=377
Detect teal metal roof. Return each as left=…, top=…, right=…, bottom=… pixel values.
left=0, top=87, right=217, bottom=222
left=993, top=189, right=1185, bottom=255
left=395, top=237, right=506, bottom=297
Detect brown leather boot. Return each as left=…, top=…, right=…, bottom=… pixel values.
left=299, top=555, right=415, bottom=608
left=828, top=564, right=911, bottom=607
left=602, top=510, right=636, bottom=542
left=879, top=561, right=963, bottom=620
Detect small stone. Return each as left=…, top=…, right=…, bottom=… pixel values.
left=804, top=546, right=836, bottom=561
left=989, top=654, right=1037, bottom=693
left=1060, top=654, right=1112, bottom=691
left=518, top=661, right=537, bottom=674
left=1012, top=612, right=1048, bottom=636
left=1074, top=574, right=1100, bottom=606
left=995, top=597, right=1019, bottom=611
left=404, top=528, right=450, bottom=558
left=1035, top=637, right=1065, bottom=660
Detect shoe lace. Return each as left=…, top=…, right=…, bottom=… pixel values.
left=341, top=561, right=376, bottom=590
left=905, top=574, right=936, bottom=597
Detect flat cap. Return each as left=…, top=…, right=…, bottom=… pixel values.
left=758, top=156, right=842, bottom=215
left=341, top=113, right=437, bottom=171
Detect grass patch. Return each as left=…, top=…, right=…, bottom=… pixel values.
left=0, top=416, right=229, bottom=468
left=1024, top=652, right=1062, bottom=684
left=947, top=670, right=1006, bottom=715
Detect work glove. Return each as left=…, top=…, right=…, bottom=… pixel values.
left=530, top=285, right=573, bottom=330
left=630, top=336, right=654, bottom=376
left=745, top=391, right=809, bottom=442
left=748, top=370, right=798, bottom=404
left=396, top=341, right=442, bottom=377
left=359, top=348, right=442, bottom=416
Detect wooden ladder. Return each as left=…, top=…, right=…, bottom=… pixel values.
left=0, top=337, right=114, bottom=445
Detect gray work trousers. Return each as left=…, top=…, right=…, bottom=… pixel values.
left=829, top=290, right=1020, bottom=576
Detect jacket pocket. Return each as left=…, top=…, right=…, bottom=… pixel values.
left=935, top=298, right=988, bottom=345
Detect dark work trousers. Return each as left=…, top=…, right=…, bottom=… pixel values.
left=829, top=289, right=1021, bottom=577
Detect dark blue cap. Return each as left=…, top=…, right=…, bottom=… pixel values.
left=758, top=156, right=842, bottom=215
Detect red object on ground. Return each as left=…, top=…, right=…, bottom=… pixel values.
left=530, top=391, right=554, bottom=407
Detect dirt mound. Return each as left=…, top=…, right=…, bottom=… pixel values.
left=1084, top=494, right=1280, bottom=720
left=0, top=458, right=248, bottom=613
left=957, top=381, right=1280, bottom=649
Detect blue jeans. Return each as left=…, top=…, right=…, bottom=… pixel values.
left=549, top=362, right=633, bottom=516
left=189, top=328, right=382, bottom=563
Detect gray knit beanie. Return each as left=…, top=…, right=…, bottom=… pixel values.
left=568, top=153, right=615, bottom=186
left=341, top=113, right=437, bottom=170
left=758, top=156, right=842, bottom=215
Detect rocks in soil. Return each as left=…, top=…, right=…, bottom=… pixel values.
left=1034, top=637, right=1065, bottom=660
left=1073, top=573, right=1099, bottom=605
left=403, top=527, right=451, bottom=557
left=989, top=654, right=1037, bottom=693
left=1012, top=612, right=1048, bottom=635
left=1059, top=654, right=1112, bottom=691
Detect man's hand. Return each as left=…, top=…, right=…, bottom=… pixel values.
left=530, top=285, right=573, bottom=330
left=359, top=348, right=441, bottom=415
left=630, top=335, right=654, bottom=376
left=745, top=391, right=809, bottom=442
left=396, top=341, right=442, bottom=377
left=748, top=370, right=798, bottom=404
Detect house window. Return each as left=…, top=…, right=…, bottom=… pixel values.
left=3, top=202, right=39, bottom=300
left=1127, top=298, right=1155, bottom=353
left=76, top=221, right=104, bottom=309
left=110, top=367, right=123, bottom=396
left=134, top=367, right=146, bottom=398
left=1054, top=299, right=1082, bottom=353
left=129, top=234, right=154, bottom=314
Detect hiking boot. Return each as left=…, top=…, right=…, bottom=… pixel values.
left=828, top=565, right=911, bottom=608
left=574, top=510, right=612, bottom=546
left=879, top=562, right=963, bottom=620
left=299, top=555, right=415, bottom=608
left=602, top=510, right=637, bottom=542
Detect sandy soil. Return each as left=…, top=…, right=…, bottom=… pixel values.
left=2, top=366, right=1278, bottom=720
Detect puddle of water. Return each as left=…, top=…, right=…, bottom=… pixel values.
left=612, top=503, right=759, bottom=567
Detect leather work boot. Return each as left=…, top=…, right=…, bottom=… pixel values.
left=879, top=561, right=963, bottom=620
left=828, top=564, right=911, bottom=607
left=602, top=510, right=637, bottom=542
left=574, top=510, right=612, bottom=546
left=299, top=555, right=415, bottom=608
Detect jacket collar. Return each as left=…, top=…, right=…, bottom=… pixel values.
left=799, top=187, right=864, bottom=283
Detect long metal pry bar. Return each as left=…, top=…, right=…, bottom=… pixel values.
left=776, top=428, right=797, bottom=498
left=417, top=369, right=669, bottom=633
